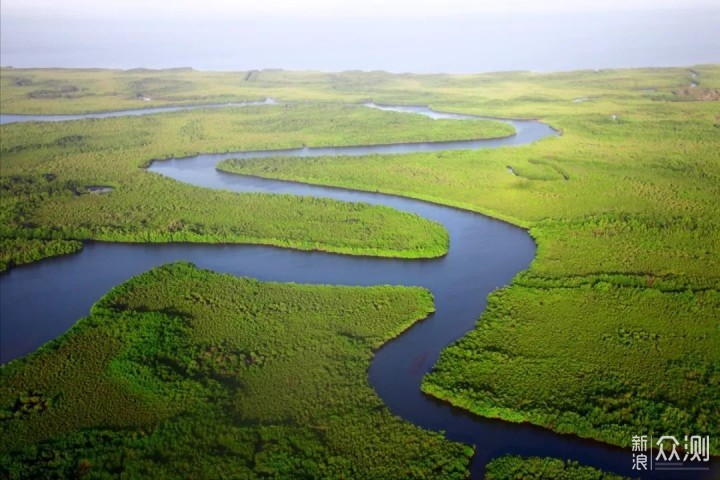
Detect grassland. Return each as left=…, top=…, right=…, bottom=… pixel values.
left=3, top=65, right=717, bottom=115
left=0, top=262, right=472, bottom=478
left=214, top=66, right=720, bottom=453
left=423, top=286, right=720, bottom=447
left=484, top=456, right=630, bottom=480
left=0, top=103, right=515, bottom=270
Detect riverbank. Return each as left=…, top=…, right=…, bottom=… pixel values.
left=0, top=103, right=517, bottom=271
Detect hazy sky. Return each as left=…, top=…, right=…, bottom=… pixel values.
left=2, top=0, right=719, bottom=73
left=3, top=0, right=719, bottom=16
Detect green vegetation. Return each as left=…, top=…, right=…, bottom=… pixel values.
left=2, top=65, right=715, bottom=114
left=212, top=66, right=720, bottom=452
left=0, top=238, right=83, bottom=271
left=0, top=262, right=472, bottom=478
left=0, top=103, right=517, bottom=270
left=423, top=285, right=720, bottom=447
left=484, top=455, right=631, bottom=480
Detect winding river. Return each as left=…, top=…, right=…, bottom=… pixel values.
left=0, top=98, right=275, bottom=125
left=0, top=102, right=715, bottom=479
